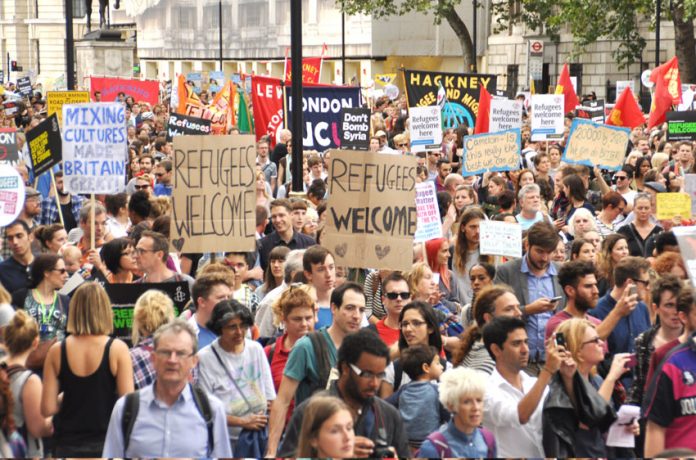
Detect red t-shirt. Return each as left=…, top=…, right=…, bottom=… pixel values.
left=375, top=319, right=401, bottom=346
left=265, top=334, right=294, bottom=422
left=545, top=309, right=608, bottom=353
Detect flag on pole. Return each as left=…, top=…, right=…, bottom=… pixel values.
left=237, top=89, right=253, bottom=134
left=474, top=85, right=491, bottom=134
left=648, top=56, right=682, bottom=129
left=607, top=87, right=645, bottom=128
left=555, top=63, right=579, bottom=113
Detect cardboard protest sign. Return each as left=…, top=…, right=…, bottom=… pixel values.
left=657, top=192, right=692, bottom=220
left=667, top=111, right=696, bottom=141
left=62, top=103, right=127, bottom=194
left=285, top=85, right=361, bottom=150
left=480, top=220, right=522, bottom=258
left=170, top=135, right=256, bottom=254
left=251, top=76, right=284, bottom=144
left=166, top=113, right=212, bottom=141
left=490, top=99, right=523, bottom=132
left=673, top=226, right=696, bottom=286
left=89, top=77, right=160, bottom=106
left=410, top=106, right=443, bottom=153
left=323, top=150, right=418, bottom=270
left=414, top=181, right=442, bottom=243
left=562, top=119, right=629, bottom=171
left=26, top=114, right=62, bottom=176
left=47, top=91, right=90, bottom=127
left=17, top=76, right=32, bottom=97
left=531, top=94, right=564, bottom=141
left=461, top=129, right=521, bottom=176
left=0, top=129, right=19, bottom=164
left=105, top=282, right=190, bottom=345
left=340, top=108, right=370, bottom=150
left=0, top=164, right=25, bottom=226
left=403, top=69, right=497, bottom=129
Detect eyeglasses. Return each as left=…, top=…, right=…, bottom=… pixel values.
left=397, top=143, right=408, bottom=147
left=582, top=336, right=602, bottom=346
left=399, top=320, right=427, bottom=329
left=631, top=278, right=650, bottom=287
left=385, top=292, right=410, bottom=300
left=154, top=349, right=195, bottom=360
left=348, top=362, right=387, bottom=380
left=51, top=268, right=67, bottom=274
left=613, top=175, right=628, bottom=181
left=135, top=247, right=155, bottom=255
left=134, top=184, right=150, bottom=190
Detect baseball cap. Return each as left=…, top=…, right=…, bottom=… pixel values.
left=375, top=130, right=387, bottom=137
left=25, top=187, right=40, bottom=198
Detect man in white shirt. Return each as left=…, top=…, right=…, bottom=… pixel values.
left=481, top=316, right=570, bottom=457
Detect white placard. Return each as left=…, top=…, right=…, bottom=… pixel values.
left=410, top=106, right=442, bottom=153
left=479, top=220, right=522, bottom=258
left=531, top=94, right=564, bottom=141
left=414, top=181, right=442, bottom=243
left=62, top=102, right=127, bottom=194
left=615, top=80, right=635, bottom=102
left=0, top=164, right=25, bottom=226
left=490, top=99, right=523, bottom=132
left=685, top=174, right=696, bottom=217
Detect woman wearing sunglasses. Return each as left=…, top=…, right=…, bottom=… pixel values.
left=13, top=254, right=70, bottom=371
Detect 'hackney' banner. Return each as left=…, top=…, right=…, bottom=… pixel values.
left=404, top=69, right=497, bottom=129
left=285, top=86, right=361, bottom=151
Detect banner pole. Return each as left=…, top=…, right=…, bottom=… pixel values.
left=50, top=169, right=65, bottom=227
left=90, top=194, right=95, bottom=251
left=283, top=84, right=288, bottom=129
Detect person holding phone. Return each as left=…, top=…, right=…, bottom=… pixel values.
left=545, top=261, right=636, bottom=349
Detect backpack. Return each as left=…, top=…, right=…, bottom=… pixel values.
left=422, top=426, right=495, bottom=457
left=121, top=385, right=214, bottom=456
left=307, top=331, right=333, bottom=396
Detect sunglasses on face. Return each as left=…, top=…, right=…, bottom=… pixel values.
left=134, top=184, right=150, bottom=190
left=385, top=292, right=410, bottom=300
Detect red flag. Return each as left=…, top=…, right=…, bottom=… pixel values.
left=606, top=87, right=645, bottom=128
left=648, top=56, right=682, bottom=129
left=251, top=75, right=284, bottom=143
left=474, top=85, right=491, bottom=134
left=284, top=57, right=323, bottom=84
left=555, top=63, right=579, bottom=114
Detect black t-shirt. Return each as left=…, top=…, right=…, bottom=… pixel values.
left=0, top=257, right=31, bottom=297
left=60, top=201, right=78, bottom=232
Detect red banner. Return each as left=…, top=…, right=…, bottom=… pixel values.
left=284, top=57, right=323, bottom=84
left=251, top=75, right=284, bottom=143
left=89, top=77, right=160, bottom=106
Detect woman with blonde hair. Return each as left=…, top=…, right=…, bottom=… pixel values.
left=547, top=319, right=638, bottom=457
left=296, top=395, right=354, bottom=458
left=129, top=290, right=176, bottom=389
left=4, top=311, right=52, bottom=456
left=41, top=282, right=134, bottom=457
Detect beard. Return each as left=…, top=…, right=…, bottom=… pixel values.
left=575, top=294, right=596, bottom=313
left=343, top=373, right=371, bottom=405
left=58, top=189, right=69, bottom=197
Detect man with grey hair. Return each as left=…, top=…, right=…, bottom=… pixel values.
left=444, top=173, right=465, bottom=199
left=102, top=319, right=232, bottom=458
left=255, top=249, right=306, bottom=337
left=515, top=183, right=549, bottom=231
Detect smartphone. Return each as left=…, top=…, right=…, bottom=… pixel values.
left=628, top=285, right=638, bottom=297
left=625, top=353, right=638, bottom=369
left=555, top=332, right=566, bottom=348
left=549, top=296, right=563, bottom=304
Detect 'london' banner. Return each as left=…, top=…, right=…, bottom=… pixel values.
left=404, top=69, right=497, bottom=129
left=285, top=86, right=361, bottom=150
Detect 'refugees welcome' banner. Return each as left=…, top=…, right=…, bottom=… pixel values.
left=404, top=69, right=497, bottom=129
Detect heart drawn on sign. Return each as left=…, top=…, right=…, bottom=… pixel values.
left=375, top=245, right=391, bottom=259
left=172, top=238, right=185, bottom=252
left=335, top=243, right=348, bottom=258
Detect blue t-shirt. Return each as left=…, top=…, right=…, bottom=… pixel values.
left=283, top=327, right=336, bottom=405
left=197, top=326, right=217, bottom=350
left=316, top=305, right=332, bottom=330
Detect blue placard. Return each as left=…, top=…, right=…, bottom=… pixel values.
left=461, top=128, right=521, bottom=176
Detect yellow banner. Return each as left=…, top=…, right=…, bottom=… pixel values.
left=47, top=91, right=90, bottom=127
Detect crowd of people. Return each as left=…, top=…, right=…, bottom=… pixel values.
left=0, top=86, right=694, bottom=458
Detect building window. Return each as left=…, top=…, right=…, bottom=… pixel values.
left=506, top=64, right=519, bottom=97
left=72, top=0, right=86, bottom=18
left=276, top=0, right=289, bottom=26
left=205, top=4, right=219, bottom=28
left=240, top=2, right=267, bottom=27
left=179, top=7, right=197, bottom=29
left=569, top=63, right=583, bottom=97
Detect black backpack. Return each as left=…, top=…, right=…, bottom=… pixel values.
left=121, top=385, right=214, bottom=456
left=307, top=331, right=332, bottom=396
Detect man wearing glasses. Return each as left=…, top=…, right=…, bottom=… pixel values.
left=276, top=329, right=410, bottom=458
left=153, top=159, right=173, bottom=197
left=611, top=166, right=636, bottom=208
left=103, top=319, right=232, bottom=457
left=134, top=230, right=194, bottom=292
left=590, top=256, right=651, bottom=388
left=369, top=272, right=411, bottom=346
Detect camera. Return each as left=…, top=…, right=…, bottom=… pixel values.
left=373, top=444, right=395, bottom=458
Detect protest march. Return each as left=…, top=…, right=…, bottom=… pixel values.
left=2, top=54, right=696, bottom=459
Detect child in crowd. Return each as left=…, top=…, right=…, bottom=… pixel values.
left=388, top=344, right=449, bottom=452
